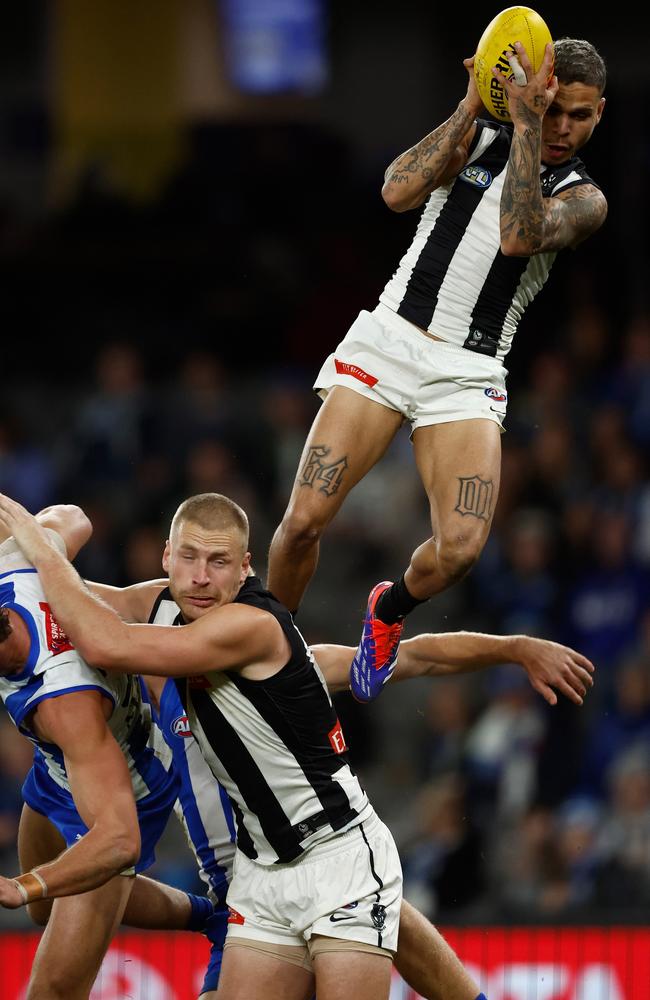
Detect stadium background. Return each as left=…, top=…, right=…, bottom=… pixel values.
left=0, top=2, right=648, bottom=997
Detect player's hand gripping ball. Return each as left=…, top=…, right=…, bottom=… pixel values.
left=473, top=6, right=553, bottom=121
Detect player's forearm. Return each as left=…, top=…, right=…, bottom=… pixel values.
left=500, top=109, right=545, bottom=255
left=382, top=99, right=476, bottom=211
left=395, top=631, right=527, bottom=678
left=29, top=547, right=133, bottom=667
left=11, top=825, right=139, bottom=904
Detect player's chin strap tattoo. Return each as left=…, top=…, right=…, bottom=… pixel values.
left=12, top=869, right=48, bottom=905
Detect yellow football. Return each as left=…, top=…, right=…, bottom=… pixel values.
left=473, top=6, right=553, bottom=122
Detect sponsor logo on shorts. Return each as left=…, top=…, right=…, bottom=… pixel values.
left=334, top=359, right=378, bottom=387
left=171, top=715, right=192, bottom=738
left=328, top=719, right=348, bottom=754
left=484, top=386, right=507, bottom=403
left=459, top=165, right=492, bottom=188
left=371, top=903, right=387, bottom=931
left=330, top=902, right=358, bottom=922
left=227, top=906, right=245, bottom=925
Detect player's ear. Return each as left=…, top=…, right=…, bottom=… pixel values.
left=240, top=552, right=251, bottom=584
left=162, top=540, right=171, bottom=573
left=595, top=96, right=605, bottom=123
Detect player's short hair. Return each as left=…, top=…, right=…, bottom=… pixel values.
left=171, top=493, right=250, bottom=549
left=554, top=38, right=606, bottom=95
left=0, top=608, right=12, bottom=644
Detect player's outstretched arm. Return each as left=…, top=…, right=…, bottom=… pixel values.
left=0, top=690, right=140, bottom=909
left=381, top=56, right=483, bottom=212
left=312, top=631, right=594, bottom=705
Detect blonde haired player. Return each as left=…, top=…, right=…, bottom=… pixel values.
left=0, top=492, right=594, bottom=1000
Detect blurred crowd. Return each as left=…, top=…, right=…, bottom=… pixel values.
left=0, top=116, right=649, bottom=930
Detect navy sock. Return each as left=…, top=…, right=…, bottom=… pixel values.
left=375, top=574, right=427, bottom=624
left=186, top=892, right=215, bottom=931
left=476, top=993, right=488, bottom=1000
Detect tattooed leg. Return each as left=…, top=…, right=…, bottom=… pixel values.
left=267, top=387, right=403, bottom=611
left=407, top=419, right=502, bottom=600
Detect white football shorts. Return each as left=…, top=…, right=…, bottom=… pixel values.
left=314, top=302, right=509, bottom=431
left=225, top=810, right=402, bottom=955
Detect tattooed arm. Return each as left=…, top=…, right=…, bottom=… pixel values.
left=497, top=42, right=607, bottom=255
left=382, top=57, right=484, bottom=212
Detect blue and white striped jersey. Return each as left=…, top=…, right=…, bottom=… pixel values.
left=0, top=535, right=171, bottom=805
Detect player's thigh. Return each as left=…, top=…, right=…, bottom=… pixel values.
left=27, top=875, right=135, bottom=999
left=17, top=804, right=66, bottom=926
left=312, top=947, right=392, bottom=1000
left=216, top=942, right=314, bottom=1000
left=412, top=418, right=502, bottom=532
left=285, top=386, right=404, bottom=515
left=395, top=898, right=478, bottom=1000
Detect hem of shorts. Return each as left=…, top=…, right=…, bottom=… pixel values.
left=308, top=929, right=395, bottom=956
left=411, top=411, right=505, bottom=432
left=225, top=923, right=295, bottom=946
left=313, top=378, right=402, bottom=414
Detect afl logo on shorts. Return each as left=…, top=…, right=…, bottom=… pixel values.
left=171, top=715, right=192, bottom=738
left=459, top=165, right=492, bottom=188
left=485, top=386, right=507, bottom=403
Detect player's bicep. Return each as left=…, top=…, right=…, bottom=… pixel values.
left=86, top=580, right=168, bottom=622
left=543, top=184, right=607, bottom=250
left=106, top=606, right=283, bottom=677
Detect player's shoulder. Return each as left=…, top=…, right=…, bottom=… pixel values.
left=543, top=156, right=602, bottom=198
left=123, top=579, right=171, bottom=624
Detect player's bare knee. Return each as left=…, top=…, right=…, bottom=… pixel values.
left=26, top=899, right=51, bottom=927
left=437, top=534, right=483, bottom=585
left=280, top=508, right=328, bottom=549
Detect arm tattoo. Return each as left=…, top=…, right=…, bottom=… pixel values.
left=385, top=103, right=474, bottom=188
left=542, top=185, right=607, bottom=251
left=500, top=102, right=545, bottom=253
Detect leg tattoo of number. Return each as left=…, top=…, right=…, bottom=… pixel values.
left=454, top=475, right=494, bottom=521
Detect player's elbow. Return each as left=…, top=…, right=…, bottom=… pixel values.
left=500, top=234, right=538, bottom=257
left=381, top=182, right=419, bottom=213
left=110, top=825, right=141, bottom=871
left=81, top=633, right=131, bottom=672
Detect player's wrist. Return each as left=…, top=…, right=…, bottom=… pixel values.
left=12, top=870, right=48, bottom=906
left=459, top=95, right=482, bottom=121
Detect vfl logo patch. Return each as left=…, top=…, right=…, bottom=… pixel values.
left=459, top=165, right=492, bottom=189
left=334, top=359, right=378, bottom=387
left=171, top=715, right=192, bottom=738
left=484, top=386, right=507, bottom=403
left=39, top=602, right=74, bottom=655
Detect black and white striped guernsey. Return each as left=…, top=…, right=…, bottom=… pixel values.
left=151, top=578, right=372, bottom=866
left=379, top=118, right=600, bottom=361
